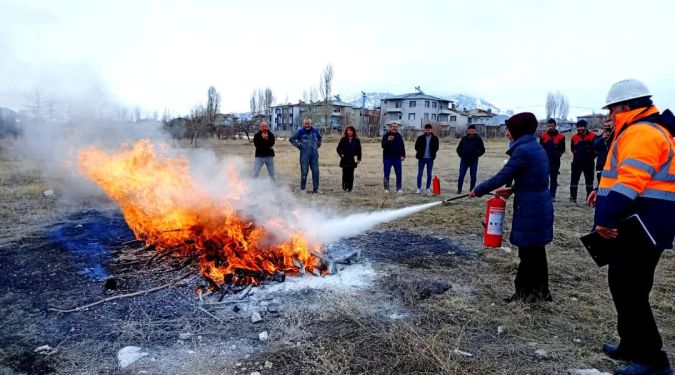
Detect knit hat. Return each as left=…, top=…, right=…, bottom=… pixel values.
left=506, top=112, right=538, bottom=140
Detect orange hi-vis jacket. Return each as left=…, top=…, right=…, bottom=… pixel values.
left=595, top=105, right=675, bottom=248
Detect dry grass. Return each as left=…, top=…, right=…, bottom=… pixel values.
left=0, top=135, right=673, bottom=374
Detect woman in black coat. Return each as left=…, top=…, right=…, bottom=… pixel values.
left=336, top=126, right=362, bottom=192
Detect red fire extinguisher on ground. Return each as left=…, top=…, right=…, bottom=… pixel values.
left=432, top=176, right=441, bottom=195
left=483, top=195, right=506, bottom=247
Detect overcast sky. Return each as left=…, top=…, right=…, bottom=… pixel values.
left=1, top=0, right=674, bottom=119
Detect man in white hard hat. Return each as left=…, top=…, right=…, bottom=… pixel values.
left=587, top=79, right=675, bottom=375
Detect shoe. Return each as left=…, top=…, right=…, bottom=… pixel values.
left=426, top=188, right=432, bottom=195
left=300, top=189, right=306, bottom=193
left=416, top=188, right=421, bottom=194
left=614, top=362, right=672, bottom=375
left=551, top=197, right=556, bottom=203
left=312, top=189, right=318, bottom=194
left=384, top=189, right=390, bottom=193
left=569, top=197, right=577, bottom=203
left=602, top=343, right=633, bottom=362
left=397, top=189, right=404, bottom=194
left=456, top=190, right=462, bottom=194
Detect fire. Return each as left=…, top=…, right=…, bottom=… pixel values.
left=78, top=139, right=321, bottom=285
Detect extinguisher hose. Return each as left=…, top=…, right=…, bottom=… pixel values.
left=441, top=194, right=470, bottom=205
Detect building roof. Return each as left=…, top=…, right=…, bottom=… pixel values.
left=383, top=93, right=453, bottom=102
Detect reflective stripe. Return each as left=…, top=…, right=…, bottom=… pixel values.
left=612, top=183, right=639, bottom=199
left=642, top=188, right=675, bottom=201
left=597, top=187, right=611, bottom=196
left=621, top=158, right=656, bottom=175
left=602, top=169, right=618, bottom=178
left=653, top=171, right=675, bottom=182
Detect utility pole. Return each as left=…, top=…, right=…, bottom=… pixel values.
left=361, top=91, right=366, bottom=134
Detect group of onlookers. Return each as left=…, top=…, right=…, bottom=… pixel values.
left=252, top=118, right=486, bottom=195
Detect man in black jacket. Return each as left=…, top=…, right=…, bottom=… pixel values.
left=414, top=124, right=440, bottom=194
left=252, top=122, right=276, bottom=182
left=381, top=122, right=406, bottom=193
left=456, top=124, right=485, bottom=194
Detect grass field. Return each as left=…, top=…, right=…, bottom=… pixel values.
left=0, top=134, right=672, bottom=374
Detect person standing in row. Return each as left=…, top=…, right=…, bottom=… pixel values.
left=414, top=124, right=440, bottom=194
left=252, top=122, right=276, bottom=182
left=456, top=124, right=485, bottom=194
left=470, top=112, right=553, bottom=303
left=381, top=122, right=405, bottom=193
left=588, top=79, right=674, bottom=375
left=336, top=126, right=362, bottom=192
left=539, top=118, right=565, bottom=201
left=593, top=118, right=614, bottom=186
left=289, top=118, right=322, bottom=193
left=570, top=120, right=597, bottom=202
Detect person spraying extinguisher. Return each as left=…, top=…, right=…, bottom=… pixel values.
left=469, top=112, right=554, bottom=304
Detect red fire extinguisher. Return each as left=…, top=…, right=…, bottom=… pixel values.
left=432, top=176, right=441, bottom=195
left=483, top=195, right=506, bottom=247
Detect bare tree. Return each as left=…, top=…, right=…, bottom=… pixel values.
left=545, top=91, right=570, bottom=120
left=262, top=88, right=275, bottom=117
left=25, top=88, right=43, bottom=120
left=187, top=104, right=207, bottom=147
left=206, top=86, right=220, bottom=123
left=250, top=90, right=259, bottom=115
left=319, top=64, right=334, bottom=130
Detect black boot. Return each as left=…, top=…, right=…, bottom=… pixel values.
left=614, top=362, right=672, bottom=375
left=602, top=343, right=633, bottom=362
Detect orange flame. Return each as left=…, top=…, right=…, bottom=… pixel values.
left=78, top=139, right=321, bottom=285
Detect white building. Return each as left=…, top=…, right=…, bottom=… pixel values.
left=379, top=91, right=454, bottom=130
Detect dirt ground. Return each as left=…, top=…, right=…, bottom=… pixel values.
left=0, top=134, right=673, bottom=375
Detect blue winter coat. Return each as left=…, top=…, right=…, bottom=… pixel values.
left=473, top=135, right=554, bottom=247
left=289, top=127, right=322, bottom=154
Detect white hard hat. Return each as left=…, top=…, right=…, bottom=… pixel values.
left=603, top=79, right=651, bottom=109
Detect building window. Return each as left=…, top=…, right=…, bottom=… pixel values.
left=432, top=114, right=437, bottom=121
left=408, top=113, right=416, bottom=121
left=398, top=114, right=402, bottom=120
left=451, top=115, right=457, bottom=122
left=395, top=101, right=402, bottom=108
left=424, top=113, right=429, bottom=120
left=468, top=117, right=472, bottom=124
left=432, top=102, right=437, bottom=109
left=409, top=101, right=416, bottom=108
left=425, top=100, right=430, bottom=108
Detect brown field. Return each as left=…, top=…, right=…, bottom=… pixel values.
left=0, top=134, right=672, bottom=375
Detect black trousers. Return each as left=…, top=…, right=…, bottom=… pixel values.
left=608, top=246, right=669, bottom=366
left=341, top=167, right=355, bottom=191
left=515, top=246, right=551, bottom=298
left=548, top=159, right=561, bottom=198
left=570, top=161, right=595, bottom=200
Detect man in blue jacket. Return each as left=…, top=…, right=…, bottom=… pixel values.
left=381, top=122, right=406, bottom=193
left=289, top=118, right=322, bottom=193
left=470, top=112, right=554, bottom=303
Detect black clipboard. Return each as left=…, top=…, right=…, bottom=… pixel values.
left=579, top=214, right=657, bottom=267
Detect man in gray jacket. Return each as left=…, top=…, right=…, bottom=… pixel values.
left=289, top=118, right=322, bottom=193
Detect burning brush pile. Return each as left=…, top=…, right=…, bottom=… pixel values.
left=77, top=139, right=331, bottom=288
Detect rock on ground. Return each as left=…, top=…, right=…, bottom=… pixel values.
left=117, top=346, right=149, bottom=369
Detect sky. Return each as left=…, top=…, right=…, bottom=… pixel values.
left=2, top=0, right=674, bottom=120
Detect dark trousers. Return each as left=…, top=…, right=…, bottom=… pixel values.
left=383, top=158, right=402, bottom=190
left=570, top=161, right=595, bottom=200
left=417, top=158, right=434, bottom=189
left=548, top=158, right=561, bottom=198
left=515, top=246, right=551, bottom=298
left=608, top=246, right=669, bottom=366
left=458, top=160, right=478, bottom=193
left=596, top=171, right=602, bottom=187
left=300, top=151, right=319, bottom=190
left=341, top=167, right=355, bottom=191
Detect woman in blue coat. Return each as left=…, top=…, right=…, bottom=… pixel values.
left=469, top=112, right=554, bottom=303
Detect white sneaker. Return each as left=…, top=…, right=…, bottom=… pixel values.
left=416, top=188, right=421, bottom=194
left=426, top=188, right=432, bottom=195
left=384, top=189, right=390, bottom=193
left=397, top=189, right=404, bottom=194
left=300, top=189, right=306, bottom=193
